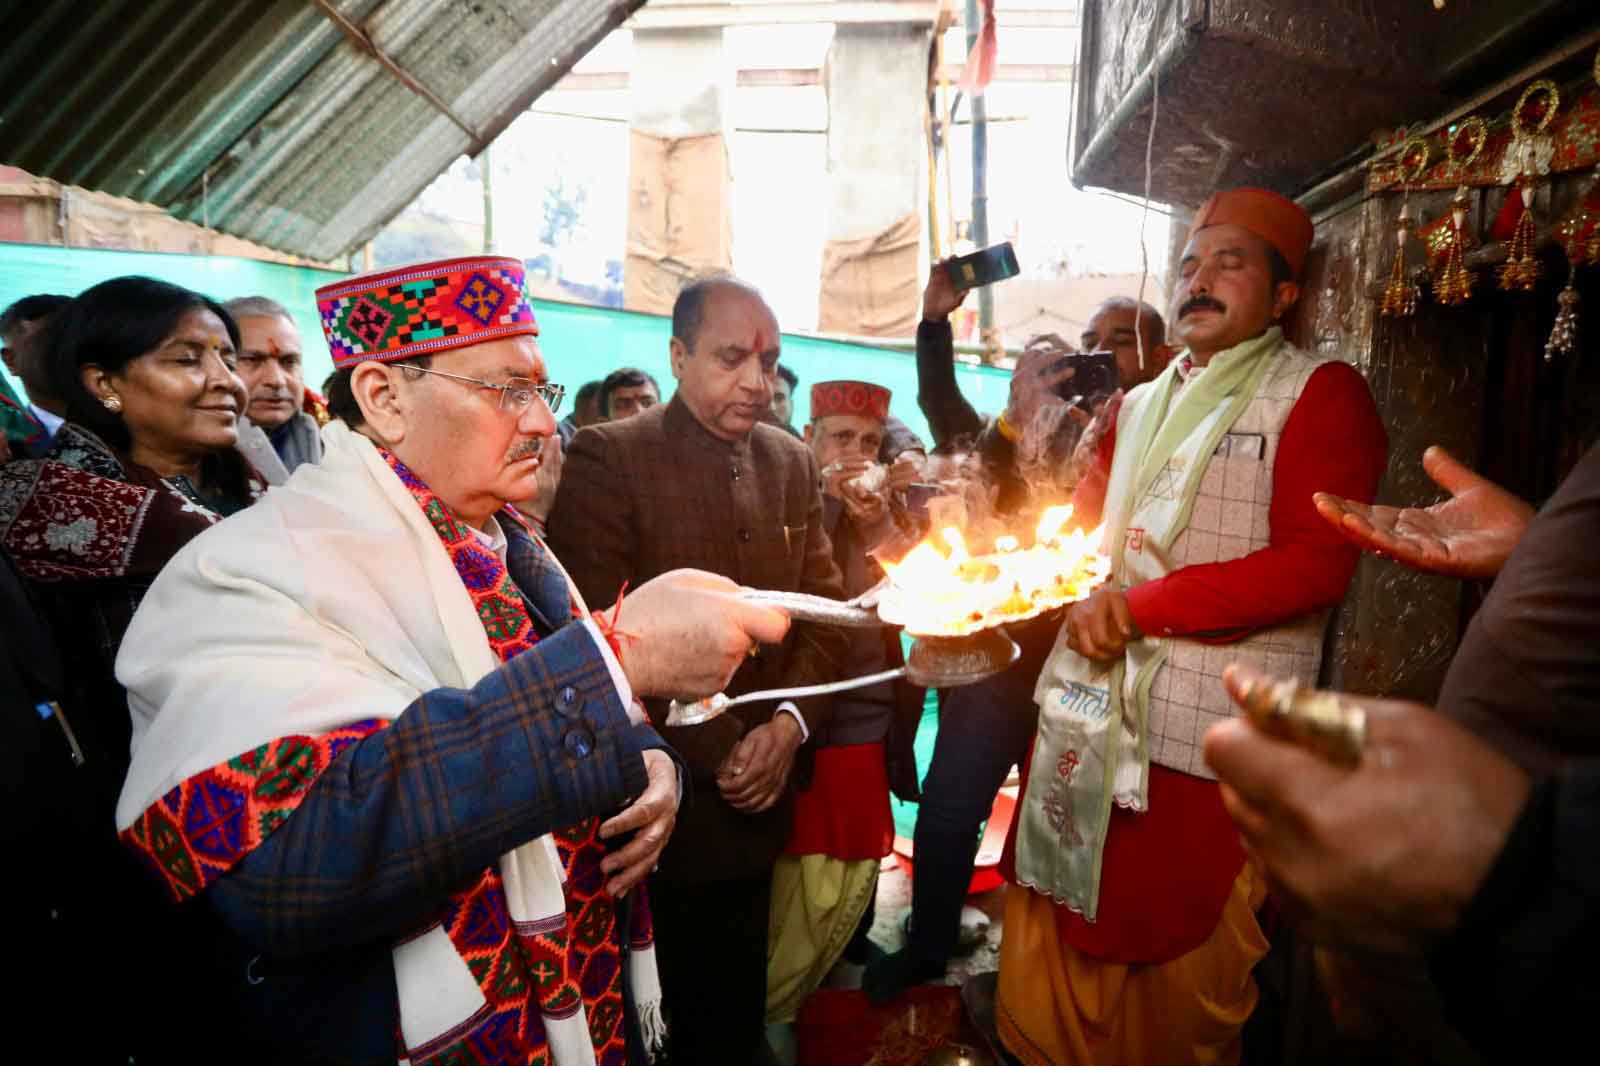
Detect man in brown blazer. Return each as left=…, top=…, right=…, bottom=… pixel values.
left=547, top=276, right=848, bottom=1065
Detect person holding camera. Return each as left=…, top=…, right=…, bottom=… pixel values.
left=863, top=265, right=1178, bottom=1007
left=915, top=261, right=1173, bottom=510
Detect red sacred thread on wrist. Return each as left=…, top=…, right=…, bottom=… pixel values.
left=591, top=581, right=639, bottom=661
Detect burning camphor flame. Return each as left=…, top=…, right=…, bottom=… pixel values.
left=877, top=504, right=1111, bottom=636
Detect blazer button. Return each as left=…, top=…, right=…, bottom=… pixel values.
left=564, top=727, right=595, bottom=759
left=557, top=686, right=583, bottom=716
left=731, top=464, right=742, bottom=480
left=738, top=528, right=752, bottom=543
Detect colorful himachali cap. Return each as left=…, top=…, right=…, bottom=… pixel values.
left=1186, top=187, right=1316, bottom=280
left=811, top=380, right=891, bottom=422
left=316, top=255, right=539, bottom=369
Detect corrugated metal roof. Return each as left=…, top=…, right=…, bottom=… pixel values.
left=0, top=0, right=644, bottom=261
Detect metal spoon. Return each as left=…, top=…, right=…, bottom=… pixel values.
left=736, top=588, right=883, bottom=627
left=665, top=626, right=1022, bottom=726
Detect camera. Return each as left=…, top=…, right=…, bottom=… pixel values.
left=1052, top=350, right=1119, bottom=409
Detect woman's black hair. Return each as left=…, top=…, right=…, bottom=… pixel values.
left=47, top=276, right=253, bottom=499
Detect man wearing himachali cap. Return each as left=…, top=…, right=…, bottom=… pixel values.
left=763, top=380, right=926, bottom=1035
left=992, top=190, right=1389, bottom=1064
left=111, top=256, right=789, bottom=1065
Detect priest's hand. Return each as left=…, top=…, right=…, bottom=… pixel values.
left=1203, top=663, right=1530, bottom=958
left=613, top=570, right=790, bottom=700
left=599, top=748, right=679, bottom=897
left=716, top=713, right=803, bottom=813
left=1064, top=585, right=1141, bottom=662
left=1313, top=445, right=1533, bottom=581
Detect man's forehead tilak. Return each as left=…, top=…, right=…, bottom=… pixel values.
left=723, top=323, right=777, bottom=358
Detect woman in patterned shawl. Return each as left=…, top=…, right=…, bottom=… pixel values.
left=0, top=275, right=265, bottom=1064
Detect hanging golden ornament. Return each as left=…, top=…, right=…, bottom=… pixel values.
left=1449, top=117, right=1488, bottom=173
left=1498, top=174, right=1543, bottom=293
left=1430, top=119, right=1487, bottom=307
left=1379, top=137, right=1429, bottom=318
left=1547, top=163, right=1600, bottom=362
left=1545, top=263, right=1579, bottom=362
left=1381, top=216, right=1421, bottom=317
left=1498, top=79, right=1560, bottom=185
left=1434, top=188, right=1476, bottom=306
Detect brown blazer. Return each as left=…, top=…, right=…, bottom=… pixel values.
left=547, top=394, right=848, bottom=883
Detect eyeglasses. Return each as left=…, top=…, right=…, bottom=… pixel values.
left=396, top=363, right=565, bottom=415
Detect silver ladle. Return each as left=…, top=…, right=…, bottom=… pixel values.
left=665, top=591, right=1024, bottom=726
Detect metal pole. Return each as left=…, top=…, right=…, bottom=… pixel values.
left=480, top=144, right=494, bottom=254
left=965, top=0, right=993, bottom=339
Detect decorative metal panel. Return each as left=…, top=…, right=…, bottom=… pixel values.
left=1070, top=0, right=1589, bottom=206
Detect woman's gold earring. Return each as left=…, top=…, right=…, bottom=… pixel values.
left=103, top=395, right=123, bottom=413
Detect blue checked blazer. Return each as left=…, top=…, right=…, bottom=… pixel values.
left=196, top=519, right=672, bottom=1063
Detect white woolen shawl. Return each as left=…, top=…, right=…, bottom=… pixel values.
left=115, top=420, right=660, bottom=1064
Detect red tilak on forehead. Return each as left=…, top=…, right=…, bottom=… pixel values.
left=749, top=326, right=771, bottom=355
left=266, top=338, right=281, bottom=357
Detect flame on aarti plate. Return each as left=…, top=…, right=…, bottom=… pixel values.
left=876, top=505, right=1110, bottom=637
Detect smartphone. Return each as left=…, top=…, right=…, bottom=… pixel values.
left=1052, top=350, right=1119, bottom=408
left=946, top=242, right=1020, bottom=289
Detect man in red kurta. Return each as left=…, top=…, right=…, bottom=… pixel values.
left=995, top=188, right=1388, bottom=1065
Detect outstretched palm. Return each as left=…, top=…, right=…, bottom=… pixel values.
left=1313, top=446, right=1534, bottom=580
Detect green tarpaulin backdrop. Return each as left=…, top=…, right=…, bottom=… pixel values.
left=0, top=243, right=1012, bottom=445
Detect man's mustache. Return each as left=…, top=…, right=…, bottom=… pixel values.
left=1179, top=295, right=1226, bottom=318
left=506, top=438, right=545, bottom=463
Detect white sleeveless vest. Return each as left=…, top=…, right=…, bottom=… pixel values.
left=1137, top=344, right=1338, bottom=781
